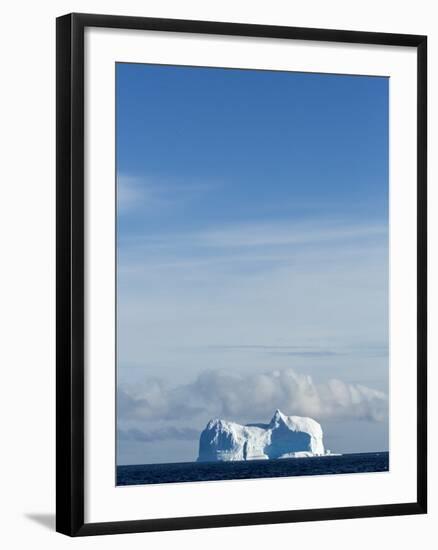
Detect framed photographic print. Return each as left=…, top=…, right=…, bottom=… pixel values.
left=56, top=13, right=427, bottom=536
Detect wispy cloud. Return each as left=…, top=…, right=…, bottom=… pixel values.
left=116, top=216, right=388, bottom=378
left=195, top=221, right=387, bottom=249
left=117, top=175, right=166, bottom=213
left=117, top=173, right=218, bottom=215
left=117, top=219, right=388, bottom=289
left=207, top=345, right=340, bottom=357
left=119, top=218, right=387, bottom=252
left=269, top=351, right=340, bottom=357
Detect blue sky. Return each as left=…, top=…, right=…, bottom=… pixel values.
left=116, top=63, right=389, bottom=465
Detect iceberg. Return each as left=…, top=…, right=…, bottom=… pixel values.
left=197, top=409, right=328, bottom=462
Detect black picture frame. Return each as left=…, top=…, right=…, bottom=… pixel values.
left=56, top=12, right=427, bottom=537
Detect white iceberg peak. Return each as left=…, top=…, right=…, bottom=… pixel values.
left=270, top=409, right=287, bottom=425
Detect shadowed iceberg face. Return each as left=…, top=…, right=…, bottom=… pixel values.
left=266, top=422, right=311, bottom=459
left=197, top=409, right=326, bottom=462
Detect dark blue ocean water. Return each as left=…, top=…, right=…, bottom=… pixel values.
left=117, top=452, right=389, bottom=486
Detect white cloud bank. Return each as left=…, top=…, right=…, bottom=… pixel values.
left=118, top=368, right=388, bottom=440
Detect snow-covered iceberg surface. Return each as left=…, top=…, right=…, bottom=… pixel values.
left=197, top=409, right=330, bottom=462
